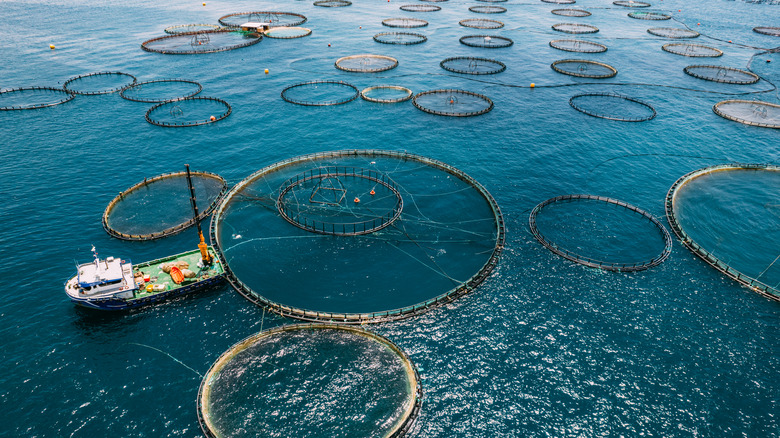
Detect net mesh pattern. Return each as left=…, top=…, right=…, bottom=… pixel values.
left=335, top=54, right=399, bottom=72
left=712, top=100, right=780, bottom=128
left=361, top=86, right=413, bottom=103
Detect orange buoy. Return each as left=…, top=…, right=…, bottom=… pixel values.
left=209, top=115, right=216, bottom=121
left=354, top=197, right=360, bottom=203
left=370, top=189, right=376, bottom=196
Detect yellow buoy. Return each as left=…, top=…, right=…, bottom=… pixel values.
left=202, top=2, right=206, bottom=5
left=264, top=68, right=269, bottom=74
left=530, top=83, right=535, bottom=88
left=49, top=44, right=55, bottom=50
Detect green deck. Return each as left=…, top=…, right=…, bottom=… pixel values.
left=130, top=248, right=224, bottom=300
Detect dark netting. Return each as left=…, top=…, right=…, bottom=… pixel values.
left=218, top=11, right=307, bottom=28
left=264, top=27, right=312, bottom=39
left=399, top=4, right=441, bottom=12
left=440, top=56, right=506, bottom=75
left=665, top=164, right=780, bottom=301
left=551, top=8, right=592, bottom=17
left=552, top=23, right=599, bottom=34
left=210, top=150, right=505, bottom=323
left=314, top=0, right=352, bottom=6
left=373, top=32, right=427, bottom=45
left=361, top=85, right=413, bottom=103
left=103, top=170, right=227, bottom=240
left=63, top=71, right=136, bottom=95
left=569, top=93, right=656, bottom=122
left=119, top=79, right=202, bottom=103
left=459, top=35, right=514, bottom=48
left=683, top=65, right=759, bottom=84
left=141, top=30, right=261, bottom=54
left=712, top=100, right=780, bottom=128
left=549, top=39, right=607, bottom=53
left=164, top=24, right=221, bottom=34
left=662, top=43, right=723, bottom=58
left=542, top=0, right=576, bottom=4
left=145, top=97, right=231, bottom=127
left=613, top=0, right=651, bottom=7
left=459, top=18, right=504, bottom=29
left=335, top=54, right=399, bottom=72
left=0, top=87, right=75, bottom=110
left=281, top=80, right=359, bottom=106
left=413, top=89, right=494, bottom=116
left=753, top=26, right=780, bottom=36
left=530, top=194, right=672, bottom=272
left=628, top=11, right=671, bottom=20
left=551, top=59, right=617, bottom=78
left=469, top=5, right=507, bottom=13
left=198, top=325, right=423, bottom=437
left=382, top=17, right=429, bottom=28
left=647, top=27, right=700, bottom=38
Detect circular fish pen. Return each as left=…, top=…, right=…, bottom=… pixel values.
left=665, top=164, right=780, bottom=301
left=552, top=23, right=599, bottom=34
left=209, top=150, right=505, bottom=323
left=399, top=4, right=441, bottom=12
left=373, top=32, right=427, bottom=45
left=469, top=5, right=507, bottom=14
left=440, top=56, right=506, bottom=75
left=264, top=27, right=312, bottom=39
left=63, top=71, right=136, bottom=95
left=628, top=11, right=671, bottom=20
left=103, top=170, right=227, bottom=241
left=313, top=0, right=352, bottom=6
left=712, top=100, right=780, bottom=129
left=569, top=93, right=656, bottom=122
left=551, top=59, right=617, bottom=78
left=753, top=26, right=780, bottom=37
left=413, top=89, right=494, bottom=116
left=218, top=11, right=307, bottom=28
left=551, top=9, right=592, bottom=17
left=0, top=87, right=75, bottom=110
left=683, top=65, right=759, bottom=85
left=459, top=35, right=514, bottom=48
left=335, top=54, right=399, bottom=73
left=119, top=79, right=202, bottom=103
left=145, top=97, right=231, bottom=127
left=647, top=27, right=700, bottom=38
left=542, top=0, right=576, bottom=4
left=459, top=18, right=504, bottom=29
left=549, top=39, right=607, bottom=53
left=141, top=30, right=262, bottom=54
left=281, top=81, right=359, bottom=106
left=382, top=18, right=429, bottom=28
left=613, top=0, right=651, bottom=7
left=164, top=24, right=221, bottom=34
left=530, top=194, right=672, bottom=272
left=361, top=85, right=413, bottom=103
left=662, top=43, right=722, bottom=58
left=476, top=0, right=507, bottom=2
left=198, top=324, right=422, bottom=438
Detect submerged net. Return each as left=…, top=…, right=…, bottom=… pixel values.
left=569, top=93, right=656, bottom=122
left=662, top=43, right=723, bottom=57
left=264, top=27, right=312, bottom=39
left=335, top=54, right=399, bottom=72
left=551, top=59, right=618, bottom=78
left=313, top=0, right=352, bottom=6
left=382, top=18, right=429, bottom=28
left=613, top=0, right=651, bottom=7
left=281, top=81, right=359, bottom=106
left=549, top=39, right=607, bottom=53
left=0, top=87, right=74, bottom=110
left=63, top=71, right=136, bottom=95
left=469, top=5, right=507, bottom=13
left=145, top=97, right=232, bottom=127
left=647, top=27, right=700, bottom=38
left=530, top=194, right=672, bottom=272
left=552, top=23, right=599, bottom=34
left=413, top=89, right=494, bottom=116
left=399, top=4, right=441, bottom=12
left=683, top=65, right=759, bottom=84
left=551, top=8, right=592, bottom=17
left=361, top=85, right=413, bottom=103
left=628, top=11, right=671, bottom=20
left=753, top=26, right=780, bottom=36
left=164, top=24, right=221, bottom=34
left=141, top=30, right=261, bottom=54
left=103, top=170, right=227, bottom=240
left=459, top=35, right=514, bottom=48
left=218, top=11, right=307, bottom=27
left=459, top=18, right=504, bottom=29
left=440, top=56, right=506, bottom=75
left=119, top=79, right=202, bottom=103
left=712, top=100, right=780, bottom=128
left=373, top=32, right=427, bottom=45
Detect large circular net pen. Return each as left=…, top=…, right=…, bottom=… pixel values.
left=141, top=30, right=261, bottom=54
left=440, top=57, right=506, bottom=75
left=374, top=32, right=427, bottom=45
left=542, top=0, right=576, bottom=4
left=361, top=85, right=413, bottom=103
left=382, top=18, right=429, bottom=28
left=683, top=65, right=759, bottom=85
left=198, top=324, right=423, bottom=438
left=314, top=0, right=352, bottom=6
left=628, top=11, right=671, bottom=20
left=281, top=81, right=359, bottom=106
left=335, top=54, right=399, bottom=72
left=712, top=100, right=780, bottom=129
left=477, top=0, right=507, bottom=2
left=665, top=164, right=780, bottom=301
left=552, top=9, right=592, bottom=17
left=459, top=18, right=504, bottom=29
left=569, top=93, right=656, bottom=121
left=530, top=194, right=672, bottom=272
left=662, top=43, right=722, bottom=58
left=552, top=23, right=599, bottom=34
left=103, top=170, right=227, bottom=241
left=209, top=150, right=505, bottom=323
left=549, top=39, right=607, bottom=53
left=264, top=27, right=312, bottom=39
left=552, top=59, right=617, bottom=78
left=613, top=0, right=651, bottom=7
left=413, top=89, right=494, bottom=116
left=164, top=24, right=221, bottom=34
left=0, top=87, right=74, bottom=110
left=647, top=27, right=700, bottom=38
left=469, top=5, right=507, bottom=13
left=399, top=4, right=441, bottom=12
left=63, top=71, right=136, bottom=95
left=459, top=35, right=514, bottom=48
left=119, top=79, right=202, bottom=103
left=145, top=97, right=231, bottom=127
left=753, top=26, right=780, bottom=37
left=218, top=11, right=307, bottom=28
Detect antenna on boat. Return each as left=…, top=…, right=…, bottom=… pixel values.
left=186, top=164, right=213, bottom=265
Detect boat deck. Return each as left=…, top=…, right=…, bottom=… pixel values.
left=131, top=249, right=224, bottom=300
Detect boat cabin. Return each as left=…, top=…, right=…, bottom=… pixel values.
left=239, top=22, right=270, bottom=32
left=76, top=256, right=135, bottom=296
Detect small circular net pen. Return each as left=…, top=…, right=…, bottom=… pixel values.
left=264, top=27, right=312, bottom=39
left=413, top=89, right=494, bottom=116
left=683, top=65, right=759, bottom=85
left=613, top=0, right=651, bottom=7
left=542, top=0, right=576, bottom=4
left=551, top=8, right=592, bottom=17
left=361, top=85, right=413, bottom=103
left=103, top=170, right=227, bottom=241
left=440, top=56, right=506, bottom=75
left=469, top=5, right=507, bottom=13
left=209, top=150, right=505, bottom=323
left=0, top=87, right=75, bottom=110
left=399, top=4, right=441, bottom=12
left=141, top=30, right=261, bottom=54
left=459, top=35, right=514, bottom=48
left=218, top=11, right=307, bottom=28
left=63, top=71, right=136, bottom=95
left=549, top=39, right=607, bottom=53
left=373, top=32, right=427, bottom=45
left=145, top=97, right=231, bottom=127
left=552, top=23, right=599, bottom=34
left=665, top=164, right=780, bottom=301
left=477, top=0, right=507, bottom=2
left=459, top=18, right=504, bottom=29
left=628, top=11, right=671, bottom=20
left=164, top=24, right=221, bottom=34
left=569, top=93, right=656, bottom=122
left=119, top=79, right=202, bottom=103
left=314, top=0, right=352, bottom=6
left=335, top=54, right=399, bottom=72
left=529, top=194, right=672, bottom=272
left=712, top=100, right=780, bottom=128
left=662, top=43, right=722, bottom=58
left=382, top=18, right=429, bottom=28
left=281, top=81, right=359, bottom=106
left=198, top=324, right=423, bottom=438
left=551, top=59, right=617, bottom=78
left=647, top=27, right=700, bottom=38
left=753, top=26, right=780, bottom=37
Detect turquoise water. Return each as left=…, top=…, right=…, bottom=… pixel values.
left=1, top=0, right=778, bottom=436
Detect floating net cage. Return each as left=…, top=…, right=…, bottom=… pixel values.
left=361, top=85, right=413, bottom=103
left=477, top=0, right=507, bottom=2
left=141, top=30, right=261, bottom=54
left=753, top=26, right=780, bottom=37
left=551, top=59, right=618, bottom=78
left=335, top=54, right=399, bottom=72
left=459, top=18, right=504, bottom=29
left=264, top=27, right=312, bottom=39
left=530, top=194, right=672, bottom=272
left=683, top=65, right=759, bottom=85
left=103, top=170, right=227, bottom=240
left=440, top=56, right=507, bottom=75
left=413, top=89, right=494, bottom=116
left=551, top=8, right=592, bottom=17
left=218, top=11, right=307, bottom=28
left=145, top=97, right=231, bottom=127
left=119, top=79, right=202, bottom=103
left=0, top=87, right=75, bottom=110
left=281, top=81, right=359, bottom=106
left=63, top=71, right=136, bottom=95
left=569, top=93, right=656, bottom=121
left=647, top=27, right=700, bottom=38
left=552, top=23, right=599, bottom=34
left=313, top=0, right=352, bottom=6
left=373, top=32, right=428, bottom=45
left=469, top=5, right=507, bottom=13
left=459, top=35, right=514, bottom=48
left=210, top=150, right=505, bottom=323
left=549, top=39, right=607, bottom=53
left=419, top=0, right=448, bottom=2
left=399, top=4, right=442, bottom=12
left=665, top=164, right=780, bottom=301
left=198, top=324, right=423, bottom=437
left=662, top=43, right=723, bottom=58
left=613, top=0, right=651, bottom=7
left=542, top=0, right=576, bottom=4
left=164, top=24, right=221, bottom=34
left=382, top=18, right=429, bottom=28
left=712, top=100, right=780, bottom=128
left=628, top=11, right=671, bottom=20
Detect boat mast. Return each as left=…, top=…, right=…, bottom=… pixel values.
left=186, top=164, right=213, bottom=265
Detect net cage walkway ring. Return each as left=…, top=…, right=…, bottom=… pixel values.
left=314, top=0, right=352, bottom=6
left=549, top=39, right=608, bottom=53
left=413, top=89, right=494, bottom=117
left=459, top=18, right=504, bottom=29
left=382, top=18, right=429, bottom=28
left=459, top=35, right=514, bottom=48
left=164, top=24, right=221, bottom=34
left=613, top=0, right=651, bottom=7
left=63, top=71, right=137, bottom=95
left=0, top=87, right=75, bottom=110
left=264, top=27, right=312, bottom=39
left=276, top=167, right=404, bottom=236
left=476, top=0, right=508, bottom=2
left=102, top=170, right=228, bottom=241
left=440, top=56, right=507, bottom=75
left=753, top=26, right=780, bottom=37
left=209, top=149, right=506, bottom=324
left=119, top=79, right=203, bottom=103
left=569, top=93, right=656, bottom=122
left=399, top=4, right=442, bottom=12
left=662, top=43, right=723, bottom=58
left=197, top=324, right=424, bottom=438
left=628, top=11, right=672, bottom=20
left=542, top=0, right=576, bottom=4
left=361, top=85, right=413, bottom=103
left=552, top=59, right=618, bottom=79
left=647, top=27, right=700, bottom=39
left=683, top=65, right=760, bottom=85
left=664, top=163, right=780, bottom=302
left=529, top=194, right=672, bottom=272
left=713, top=100, right=780, bottom=129
left=552, top=23, right=599, bottom=34
left=145, top=97, right=231, bottom=127
left=469, top=5, right=507, bottom=13
left=281, top=80, right=360, bottom=106
left=373, top=32, right=428, bottom=45
left=218, top=11, right=307, bottom=28
left=141, top=30, right=262, bottom=55
left=551, top=9, right=592, bottom=17
left=335, top=54, right=399, bottom=72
